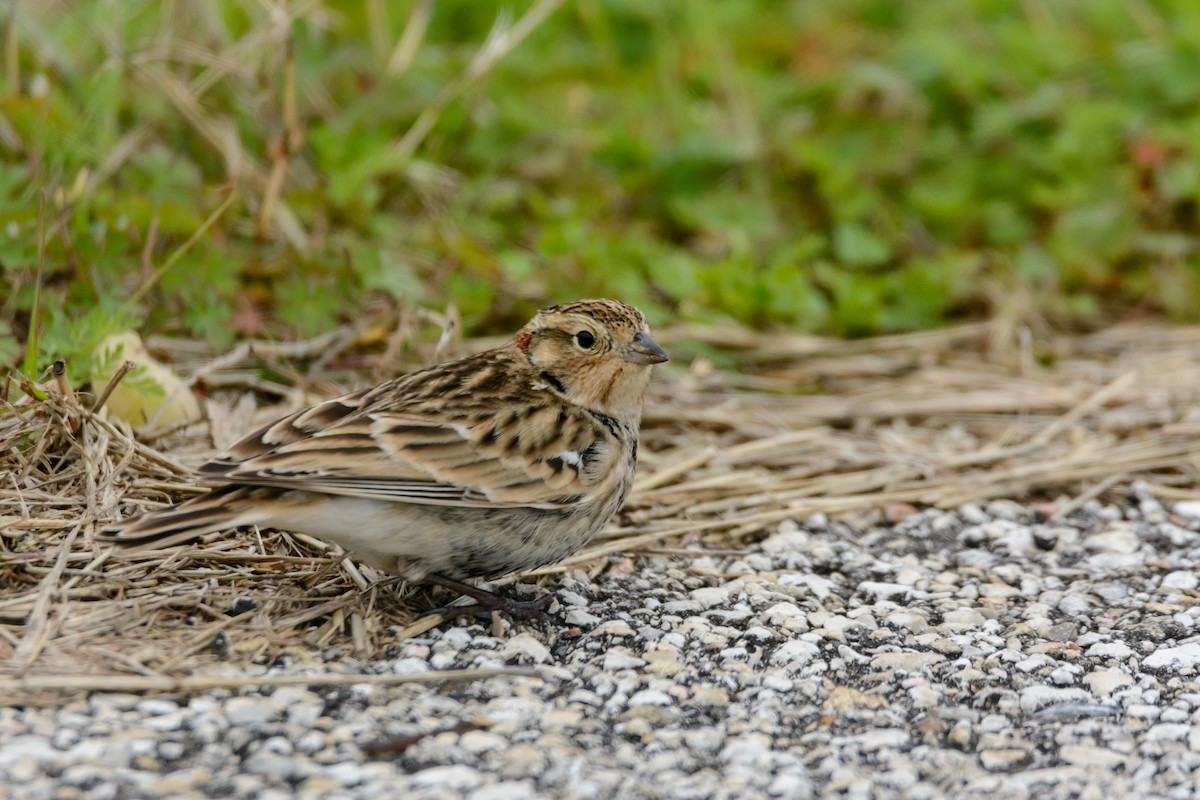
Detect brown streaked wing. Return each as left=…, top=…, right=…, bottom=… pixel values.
left=198, top=388, right=374, bottom=478
left=199, top=401, right=613, bottom=510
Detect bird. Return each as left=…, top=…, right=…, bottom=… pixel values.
left=99, top=299, right=668, bottom=620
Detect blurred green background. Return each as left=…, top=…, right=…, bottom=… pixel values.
left=3, top=0, right=1200, bottom=377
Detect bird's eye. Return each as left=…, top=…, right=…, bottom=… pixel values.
left=574, top=330, right=596, bottom=350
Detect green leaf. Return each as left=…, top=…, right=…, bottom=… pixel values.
left=833, top=223, right=891, bottom=268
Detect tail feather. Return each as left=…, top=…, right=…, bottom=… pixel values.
left=99, top=485, right=265, bottom=550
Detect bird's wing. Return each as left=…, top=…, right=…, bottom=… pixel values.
left=198, top=383, right=616, bottom=510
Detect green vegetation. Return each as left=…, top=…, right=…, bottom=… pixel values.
left=3, top=0, right=1200, bottom=378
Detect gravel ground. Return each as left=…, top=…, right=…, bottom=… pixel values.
left=5, top=485, right=1200, bottom=799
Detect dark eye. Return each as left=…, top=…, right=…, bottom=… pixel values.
left=574, top=330, right=596, bottom=350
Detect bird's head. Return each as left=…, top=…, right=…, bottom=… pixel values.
left=515, top=299, right=668, bottom=421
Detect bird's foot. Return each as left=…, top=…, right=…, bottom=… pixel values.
left=421, top=573, right=556, bottom=622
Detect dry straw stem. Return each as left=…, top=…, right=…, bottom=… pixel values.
left=0, top=666, right=536, bottom=697
left=3, top=318, right=1200, bottom=688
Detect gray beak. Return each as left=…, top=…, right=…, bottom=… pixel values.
left=624, top=331, right=668, bottom=365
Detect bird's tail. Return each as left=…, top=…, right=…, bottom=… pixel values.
left=98, top=485, right=267, bottom=550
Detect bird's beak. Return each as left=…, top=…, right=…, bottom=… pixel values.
left=624, top=331, right=669, bottom=365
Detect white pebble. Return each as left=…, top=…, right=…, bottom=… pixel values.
left=225, top=697, right=280, bottom=727
left=391, top=657, right=429, bottom=676
left=1018, top=686, right=1091, bottom=713
left=1161, top=571, right=1200, bottom=591
left=627, top=690, right=673, bottom=707
left=1172, top=500, right=1200, bottom=519
left=565, top=608, right=602, bottom=626
left=1143, top=642, right=1200, bottom=671
left=860, top=581, right=911, bottom=601
left=603, top=649, right=646, bottom=671
left=500, top=633, right=551, bottom=664
left=1088, top=641, right=1135, bottom=660
left=1145, top=723, right=1190, bottom=741
left=769, top=640, right=821, bottom=671
left=411, top=765, right=484, bottom=791
left=690, top=587, right=730, bottom=609
left=763, top=602, right=806, bottom=626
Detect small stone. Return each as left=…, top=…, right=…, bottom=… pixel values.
left=1032, top=528, right=1060, bottom=551
left=565, top=609, right=602, bottom=627
left=603, top=649, right=646, bottom=671
left=947, top=723, right=973, bottom=750
left=1126, top=704, right=1162, bottom=720
left=392, top=657, right=429, bottom=675
left=823, top=686, right=889, bottom=714
left=467, top=782, right=538, bottom=800
left=959, top=527, right=987, bottom=548
left=740, top=626, right=777, bottom=642
left=459, top=730, right=506, bottom=755
left=1058, top=594, right=1092, bottom=617
left=660, top=600, right=700, bottom=615
left=719, top=646, right=748, bottom=661
left=815, top=614, right=862, bottom=640
left=1059, top=744, right=1128, bottom=769
left=941, top=608, right=987, bottom=627
left=157, top=741, right=185, bottom=761
left=1050, top=666, right=1079, bottom=685
left=1161, top=707, right=1189, bottom=723
left=987, top=499, right=1026, bottom=520
left=244, top=753, right=302, bottom=779
left=52, top=728, right=81, bottom=750
left=884, top=611, right=928, bottom=633
left=1146, top=723, right=1190, bottom=741
left=499, top=633, right=551, bottom=664
left=323, top=762, right=366, bottom=787
left=1083, top=524, right=1141, bottom=554
left=411, top=765, right=484, bottom=791
left=225, top=696, right=280, bottom=727
left=1046, top=621, right=1077, bottom=642
left=498, top=744, right=546, bottom=779
left=135, top=699, right=179, bottom=717
left=689, top=686, right=730, bottom=707
left=930, top=638, right=963, bottom=657
left=690, top=587, right=730, bottom=609
left=1161, top=571, right=1200, bottom=591
left=778, top=573, right=835, bottom=599
left=143, top=713, right=184, bottom=732
left=295, top=732, right=326, bottom=754
left=762, top=672, right=794, bottom=693
left=763, top=602, right=806, bottom=626
left=870, top=652, right=944, bottom=672
left=590, top=620, right=636, bottom=638
left=858, top=582, right=912, bottom=601
left=1173, top=500, right=1200, bottom=519
left=884, top=503, right=919, bottom=523
left=1143, top=642, right=1200, bottom=671
left=627, top=690, right=673, bottom=707
left=1018, top=686, right=1091, bottom=713
left=683, top=728, right=723, bottom=753
left=767, top=771, right=814, bottom=797
left=557, top=590, right=589, bottom=607
left=1084, top=668, right=1134, bottom=696
left=769, top=640, right=820, bottom=670
left=1087, top=641, right=1135, bottom=660
left=980, top=748, right=1031, bottom=770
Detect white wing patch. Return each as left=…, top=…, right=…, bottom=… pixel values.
left=557, top=450, right=583, bottom=467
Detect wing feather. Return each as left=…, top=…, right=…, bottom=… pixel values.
left=196, top=355, right=617, bottom=510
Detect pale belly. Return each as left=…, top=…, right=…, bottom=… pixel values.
left=262, top=494, right=601, bottom=581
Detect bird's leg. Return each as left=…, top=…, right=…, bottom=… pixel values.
left=421, top=573, right=555, bottom=622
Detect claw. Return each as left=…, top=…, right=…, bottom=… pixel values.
left=421, top=573, right=557, bottom=623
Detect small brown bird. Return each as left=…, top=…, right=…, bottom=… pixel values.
left=100, top=299, right=667, bottom=619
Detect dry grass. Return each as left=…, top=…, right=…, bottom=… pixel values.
left=3, top=318, right=1200, bottom=693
